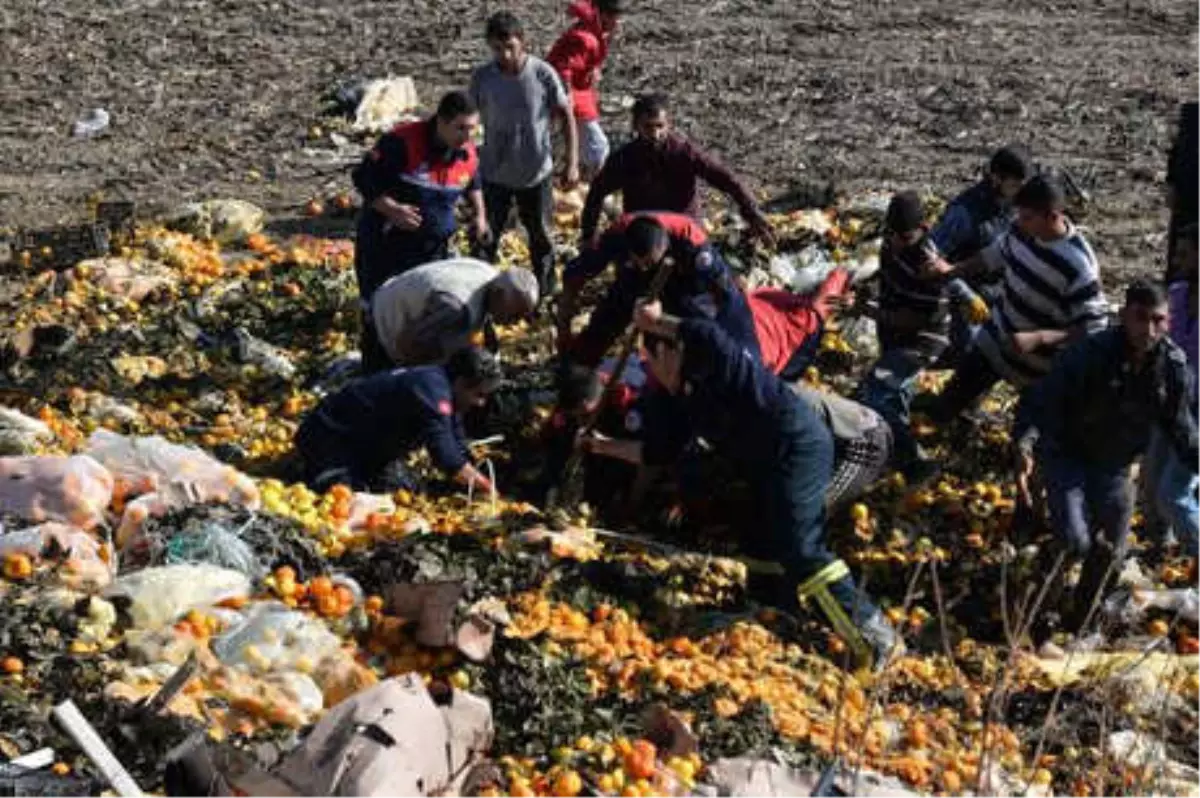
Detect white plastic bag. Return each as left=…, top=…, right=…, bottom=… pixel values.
left=0, top=521, right=109, bottom=564
left=86, top=431, right=260, bottom=547
left=212, top=601, right=341, bottom=673
left=106, top=564, right=251, bottom=630
left=0, top=455, right=113, bottom=529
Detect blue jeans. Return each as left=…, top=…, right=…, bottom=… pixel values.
left=1039, top=443, right=1133, bottom=627
left=857, top=347, right=925, bottom=468
left=760, top=400, right=877, bottom=624
left=1142, top=428, right=1199, bottom=556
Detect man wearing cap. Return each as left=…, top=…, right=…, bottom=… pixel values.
left=580, top=306, right=900, bottom=667
left=856, top=191, right=984, bottom=481
left=366, top=257, right=539, bottom=372
left=558, top=211, right=760, bottom=367
left=294, top=347, right=503, bottom=496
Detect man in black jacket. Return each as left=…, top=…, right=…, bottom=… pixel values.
left=1021, top=280, right=1197, bottom=637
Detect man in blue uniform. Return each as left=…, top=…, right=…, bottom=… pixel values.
left=556, top=211, right=760, bottom=367
left=294, top=347, right=502, bottom=496
left=1021, top=280, right=1197, bottom=640
left=579, top=302, right=899, bottom=667
left=351, top=91, right=490, bottom=301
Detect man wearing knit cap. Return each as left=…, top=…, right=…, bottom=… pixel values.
left=367, top=257, right=539, bottom=371
left=856, top=190, right=985, bottom=481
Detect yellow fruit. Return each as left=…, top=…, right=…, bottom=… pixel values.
left=1032, top=769, right=1053, bottom=786
left=850, top=503, right=869, bottom=524
left=448, top=670, right=470, bottom=690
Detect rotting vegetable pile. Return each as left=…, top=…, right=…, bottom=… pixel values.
left=0, top=184, right=1196, bottom=798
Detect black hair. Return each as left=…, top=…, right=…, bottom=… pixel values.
left=595, top=0, right=625, bottom=13
left=625, top=216, right=669, bottom=257
left=557, top=364, right=603, bottom=412
left=446, top=346, right=503, bottom=386
left=1013, top=174, right=1066, bottom=215
left=485, top=11, right=524, bottom=41
left=989, top=145, right=1033, bottom=181
left=436, top=90, right=477, bottom=121
left=1124, top=278, right=1168, bottom=309
left=885, top=190, right=925, bottom=234
left=631, top=93, right=668, bottom=121
left=1181, top=221, right=1199, bottom=245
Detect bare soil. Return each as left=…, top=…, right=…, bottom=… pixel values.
left=0, top=0, right=1195, bottom=278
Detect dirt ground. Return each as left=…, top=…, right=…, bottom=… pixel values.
left=0, top=0, right=1195, bottom=279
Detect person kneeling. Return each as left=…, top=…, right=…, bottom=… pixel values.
left=295, top=347, right=502, bottom=496
left=579, top=301, right=899, bottom=667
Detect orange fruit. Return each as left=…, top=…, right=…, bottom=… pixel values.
left=332, top=193, right=354, bottom=211
left=1177, top=634, right=1199, bottom=655
left=364, top=595, right=384, bottom=614
left=624, top=740, right=657, bottom=780
left=334, top=585, right=355, bottom=612
left=3, top=553, right=33, bottom=581
left=50, top=763, right=70, bottom=776
left=1148, top=619, right=1170, bottom=638
left=317, top=593, right=340, bottom=617
left=273, top=565, right=296, bottom=583
left=1, top=657, right=24, bottom=674
left=310, top=576, right=334, bottom=600
left=552, top=769, right=583, bottom=797
left=304, top=199, right=324, bottom=217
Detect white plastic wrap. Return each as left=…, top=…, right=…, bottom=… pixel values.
left=0, top=455, right=114, bottom=529
left=106, top=564, right=251, bottom=630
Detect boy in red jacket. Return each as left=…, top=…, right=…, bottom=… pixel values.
left=547, top=0, right=624, bottom=178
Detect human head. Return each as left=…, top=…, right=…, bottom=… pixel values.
left=641, top=333, right=682, bottom=394
left=595, top=0, right=624, bottom=33
left=487, top=267, right=540, bottom=323
left=446, top=346, right=503, bottom=409
left=558, top=363, right=604, bottom=418
left=885, top=190, right=926, bottom=248
left=1013, top=174, right=1068, bottom=240
left=435, top=91, right=479, bottom=150
left=625, top=216, right=670, bottom=269
left=988, top=145, right=1033, bottom=201
left=1120, top=279, right=1170, bottom=357
left=485, top=11, right=526, bottom=73
left=631, top=93, right=670, bottom=145
left=1173, top=222, right=1199, bottom=284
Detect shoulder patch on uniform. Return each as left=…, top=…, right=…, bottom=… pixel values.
left=695, top=251, right=712, bottom=268
left=625, top=409, right=643, bottom=433
left=437, top=399, right=453, bottom=416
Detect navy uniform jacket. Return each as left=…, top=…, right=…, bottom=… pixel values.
left=564, top=211, right=760, bottom=366
left=640, top=319, right=818, bottom=467
left=1029, top=326, right=1198, bottom=472
left=302, top=366, right=470, bottom=478
left=352, top=118, right=480, bottom=299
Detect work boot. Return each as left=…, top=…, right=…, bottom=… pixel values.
left=859, top=609, right=905, bottom=670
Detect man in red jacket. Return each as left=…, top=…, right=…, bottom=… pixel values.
left=547, top=0, right=623, bottom=179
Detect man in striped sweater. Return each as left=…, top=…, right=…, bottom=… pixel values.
left=930, top=175, right=1110, bottom=422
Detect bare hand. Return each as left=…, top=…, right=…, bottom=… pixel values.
left=1014, top=445, right=1036, bottom=510
left=1010, top=330, right=1042, bottom=354
left=560, top=164, right=581, bottom=191
left=924, top=256, right=954, bottom=277
left=474, top=217, right=493, bottom=249
left=387, top=203, right=423, bottom=231
left=633, top=299, right=664, bottom=331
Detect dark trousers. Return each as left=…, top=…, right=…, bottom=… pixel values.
left=295, top=417, right=422, bottom=495
left=930, top=345, right=1002, bottom=423
left=358, top=311, right=393, bottom=376
left=1038, top=444, right=1133, bottom=632
left=476, top=179, right=555, bottom=294
left=354, top=217, right=449, bottom=300
left=760, top=401, right=877, bottom=624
